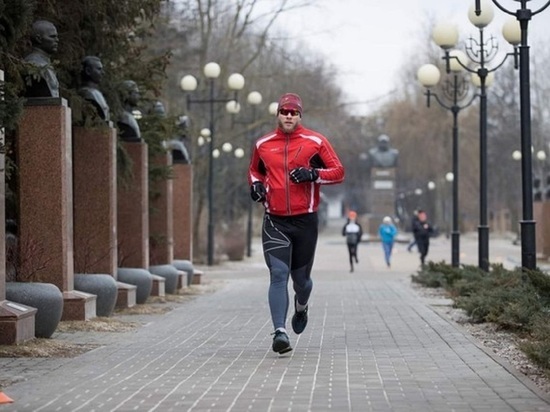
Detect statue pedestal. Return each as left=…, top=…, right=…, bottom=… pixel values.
left=73, top=125, right=118, bottom=275
left=0, top=69, right=37, bottom=344
left=149, top=153, right=174, bottom=265
left=173, top=164, right=193, bottom=260
left=17, top=99, right=96, bottom=321
left=117, top=141, right=149, bottom=268
left=172, top=163, right=194, bottom=286
left=73, top=125, right=136, bottom=308
left=367, top=167, right=397, bottom=236
left=534, top=202, right=550, bottom=259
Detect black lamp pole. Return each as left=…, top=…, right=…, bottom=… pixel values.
left=489, top=0, right=550, bottom=269
left=246, top=106, right=257, bottom=258
left=207, top=79, right=215, bottom=266
left=451, top=85, right=462, bottom=268
left=440, top=12, right=517, bottom=271
left=184, top=77, right=242, bottom=266
left=423, top=74, right=475, bottom=267
left=477, top=54, right=490, bottom=272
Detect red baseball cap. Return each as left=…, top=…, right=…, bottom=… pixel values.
left=277, top=93, right=303, bottom=115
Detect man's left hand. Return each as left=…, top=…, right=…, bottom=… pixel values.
left=289, top=167, right=318, bottom=183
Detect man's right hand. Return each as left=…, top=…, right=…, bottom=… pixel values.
left=250, top=182, right=266, bottom=202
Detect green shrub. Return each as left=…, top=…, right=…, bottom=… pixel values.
left=412, top=261, right=550, bottom=374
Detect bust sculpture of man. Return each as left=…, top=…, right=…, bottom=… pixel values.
left=169, top=115, right=191, bottom=164
left=117, top=80, right=141, bottom=142
left=78, top=56, right=110, bottom=121
left=368, top=134, right=399, bottom=168
left=151, top=102, right=191, bottom=164
left=23, top=20, right=60, bottom=98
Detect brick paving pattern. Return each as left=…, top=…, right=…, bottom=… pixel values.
left=1, top=223, right=549, bottom=411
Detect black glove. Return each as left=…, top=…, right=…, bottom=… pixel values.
left=289, top=167, right=318, bottom=183
left=250, top=182, right=266, bottom=202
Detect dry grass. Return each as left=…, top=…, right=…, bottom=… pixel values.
left=0, top=281, right=224, bottom=362
left=56, top=317, right=140, bottom=333
left=0, top=339, right=100, bottom=358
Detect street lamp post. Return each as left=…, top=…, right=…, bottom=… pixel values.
left=432, top=2, right=519, bottom=271
left=418, top=60, right=476, bottom=267
left=242, top=91, right=263, bottom=258
left=180, top=63, right=245, bottom=265
left=243, top=100, right=278, bottom=257
left=476, top=0, right=550, bottom=270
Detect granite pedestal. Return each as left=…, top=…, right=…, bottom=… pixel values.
left=149, top=153, right=174, bottom=265
left=368, top=167, right=397, bottom=236
left=534, top=202, right=550, bottom=259
left=0, top=69, right=37, bottom=344
left=117, top=141, right=149, bottom=268
left=73, top=125, right=136, bottom=309
left=17, top=98, right=96, bottom=321
left=173, top=164, right=193, bottom=260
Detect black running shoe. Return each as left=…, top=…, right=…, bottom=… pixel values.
left=291, top=297, right=308, bottom=334
left=272, top=330, right=292, bottom=354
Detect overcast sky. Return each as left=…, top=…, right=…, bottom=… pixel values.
left=258, top=0, right=550, bottom=115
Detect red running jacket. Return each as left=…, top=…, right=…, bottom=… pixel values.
left=248, top=124, right=345, bottom=216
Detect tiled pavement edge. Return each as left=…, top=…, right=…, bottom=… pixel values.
left=1, top=223, right=549, bottom=411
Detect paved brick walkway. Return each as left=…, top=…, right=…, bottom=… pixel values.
left=1, top=222, right=549, bottom=411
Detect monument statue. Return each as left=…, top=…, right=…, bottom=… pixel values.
left=152, top=101, right=191, bottom=164
left=368, top=134, right=399, bottom=168
left=23, top=20, right=60, bottom=98
left=169, top=115, right=191, bottom=164
left=117, top=80, right=141, bottom=142
left=152, top=100, right=166, bottom=117
left=78, top=56, right=110, bottom=121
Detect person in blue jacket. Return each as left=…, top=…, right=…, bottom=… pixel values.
left=378, top=216, right=398, bottom=268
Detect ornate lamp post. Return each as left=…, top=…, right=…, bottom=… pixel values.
left=417, top=58, right=476, bottom=267
left=241, top=91, right=263, bottom=257
left=180, top=62, right=245, bottom=265
left=432, top=1, right=519, bottom=271
left=475, top=0, right=550, bottom=269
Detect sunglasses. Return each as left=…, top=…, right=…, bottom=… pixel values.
left=279, top=109, right=300, bottom=117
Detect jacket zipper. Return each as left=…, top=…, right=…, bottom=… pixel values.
left=285, top=133, right=291, bottom=214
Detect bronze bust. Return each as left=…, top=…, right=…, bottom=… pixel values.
left=78, top=56, right=110, bottom=121
left=368, top=134, right=399, bottom=168
left=169, top=115, right=191, bottom=164
left=117, top=80, right=141, bottom=142
left=23, top=20, right=60, bottom=98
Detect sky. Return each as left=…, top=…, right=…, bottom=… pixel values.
left=257, top=0, right=550, bottom=115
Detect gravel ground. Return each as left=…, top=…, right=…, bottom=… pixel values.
left=413, top=284, right=550, bottom=396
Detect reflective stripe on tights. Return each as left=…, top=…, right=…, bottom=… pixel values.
left=262, top=213, right=318, bottom=330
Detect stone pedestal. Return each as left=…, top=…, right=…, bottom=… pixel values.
left=73, top=125, right=117, bottom=276
left=368, top=167, right=396, bottom=236
left=73, top=126, right=136, bottom=309
left=17, top=98, right=95, bottom=321
left=534, top=202, right=550, bottom=259
left=149, top=153, right=174, bottom=265
left=117, top=141, right=149, bottom=268
left=173, top=164, right=193, bottom=260
left=0, top=69, right=37, bottom=344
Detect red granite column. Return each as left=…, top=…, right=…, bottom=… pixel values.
left=73, top=126, right=117, bottom=275
left=17, top=98, right=96, bottom=321
left=0, top=70, right=37, bottom=344
left=173, top=164, right=193, bottom=260
left=117, top=141, right=149, bottom=268
left=534, top=202, right=550, bottom=259
left=149, top=153, right=174, bottom=264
